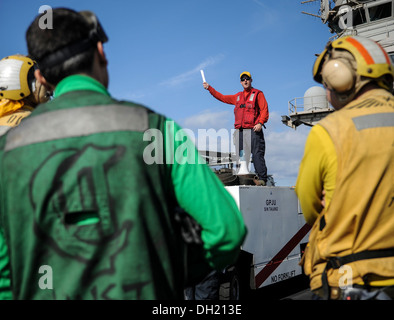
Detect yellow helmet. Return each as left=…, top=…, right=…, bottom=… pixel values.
left=0, top=55, right=37, bottom=100
left=313, top=36, right=394, bottom=93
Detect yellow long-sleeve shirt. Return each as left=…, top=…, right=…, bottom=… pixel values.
left=295, top=124, right=337, bottom=225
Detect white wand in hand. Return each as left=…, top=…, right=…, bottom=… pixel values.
left=200, top=70, right=206, bottom=83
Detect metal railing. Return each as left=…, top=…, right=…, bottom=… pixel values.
left=288, top=95, right=333, bottom=114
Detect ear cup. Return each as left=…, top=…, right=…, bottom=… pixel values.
left=322, top=59, right=355, bottom=93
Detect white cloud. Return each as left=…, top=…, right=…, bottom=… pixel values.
left=252, top=0, right=268, bottom=9
left=265, top=126, right=310, bottom=186
left=180, top=109, right=234, bottom=154
left=182, top=109, right=232, bottom=130
left=248, top=0, right=284, bottom=35
left=258, top=111, right=310, bottom=185
left=160, top=54, right=225, bottom=87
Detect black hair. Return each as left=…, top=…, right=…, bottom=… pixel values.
left=26, top=8, right=96, bottom=85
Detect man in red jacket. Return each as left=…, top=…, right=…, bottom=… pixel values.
left=203, top=71, right=269, bottom=185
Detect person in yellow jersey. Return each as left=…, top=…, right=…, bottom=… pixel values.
left=0, top=55, right=50, bottom=133
left=295, top=35, right=394, bottom=300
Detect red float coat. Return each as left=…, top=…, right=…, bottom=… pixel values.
left=208, top=86, right=269, bottom=129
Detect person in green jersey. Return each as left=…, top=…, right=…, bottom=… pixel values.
left=0, top=8, right=246, bottom=300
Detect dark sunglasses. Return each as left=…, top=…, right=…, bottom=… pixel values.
left=241, top=77, right=251, bottom=82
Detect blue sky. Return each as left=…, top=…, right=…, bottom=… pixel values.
left=0, top=0, right=333, bottom=186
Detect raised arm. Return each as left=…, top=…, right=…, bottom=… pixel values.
left=203, top=83, right=238, bottom=105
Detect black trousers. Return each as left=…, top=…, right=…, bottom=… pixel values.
left=234, top=128, right=268, bottom=181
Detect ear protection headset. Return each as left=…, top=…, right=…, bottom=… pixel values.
left=321, top=59, right=355, bottom=93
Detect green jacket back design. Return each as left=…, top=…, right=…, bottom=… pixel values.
left=0, top=89, right=246, bottom=299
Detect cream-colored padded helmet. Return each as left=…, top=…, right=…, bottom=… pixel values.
left=0, top=55, right=37, bottom=100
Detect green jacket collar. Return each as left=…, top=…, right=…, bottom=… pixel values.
left=54, top=75, right=110, bottom=98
